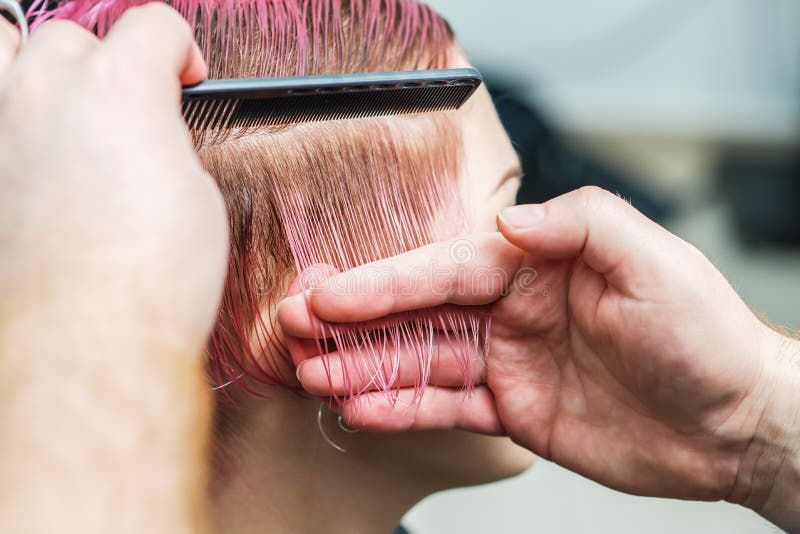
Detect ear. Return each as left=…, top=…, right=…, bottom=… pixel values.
left=280, top=264, right=340, bottom=369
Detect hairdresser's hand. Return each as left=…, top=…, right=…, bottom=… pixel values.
left=280, top=186, right=800, bottom=531
left=0, top=6, right=226, bottom=532
left=0, top=4, right=227, bottom=342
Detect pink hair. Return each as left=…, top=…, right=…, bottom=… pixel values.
left=28, top=0, right=451, bottom=77
left=32, top=0, right=487, bottom=404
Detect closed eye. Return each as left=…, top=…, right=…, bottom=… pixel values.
left=492, top=166, right=524, bottom=195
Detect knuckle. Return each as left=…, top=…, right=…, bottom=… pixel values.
left=27, top=28, right=97, bottom=71
left=577, top=185, right=610, bottom=212
left=577, top=185, right=630, bottom=218
left=36, top=19, right=79, bottom=34
left=126, top=2, right=189, bottom=33
left=143, top=1, right=180, bottom=18
left=35, top=20, right=98, bottom=56
left=126, top=2, right=172, bottom=18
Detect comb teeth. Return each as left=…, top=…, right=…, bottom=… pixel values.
left=183, top=85, right=475, bottom=137
left=181, top=69, right=483, bottom=144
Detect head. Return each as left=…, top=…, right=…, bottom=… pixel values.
left=187, top=1, right=522, bottom=398
left=41, top=0, right=531, bottom=495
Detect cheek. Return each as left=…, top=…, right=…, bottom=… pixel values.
left=455, top=86, right=522, bottom=233
left=472, top=201, right=501, bottom=233
left=497, top=177, right=522, bottom=209
left=466, top=178, right=521, bottom=233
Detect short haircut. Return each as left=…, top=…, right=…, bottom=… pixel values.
left=37, top=0, right=486, bottom=399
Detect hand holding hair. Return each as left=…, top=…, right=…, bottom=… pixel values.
left=280, top=186, right=800, bottom=532
left=0, top=6, right=226, bottom=533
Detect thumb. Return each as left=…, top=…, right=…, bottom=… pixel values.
left=497, top=186, right=670, bottom=289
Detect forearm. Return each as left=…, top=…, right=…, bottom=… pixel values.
left=0, top=286, right=212, bottom=534
left=730, top=329, right=800, bottom=533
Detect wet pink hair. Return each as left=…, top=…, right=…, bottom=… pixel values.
left=32, top=0, right=488, bottom=402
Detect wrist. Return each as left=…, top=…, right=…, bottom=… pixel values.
left=729, top=327, right=800, bottom=531
left=0, top=284, right=212, bottom=533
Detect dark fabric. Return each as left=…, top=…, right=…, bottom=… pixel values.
left=486, top=74, right=671, bottom=223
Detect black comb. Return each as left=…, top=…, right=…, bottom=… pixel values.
left=181, top=68, right=482, bottom=135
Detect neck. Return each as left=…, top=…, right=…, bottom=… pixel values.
left=210, top=388, right=437, bottom=534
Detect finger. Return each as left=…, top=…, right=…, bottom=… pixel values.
left=336, top=386, right=505, bottom=435
left=497, top=186, right=673, bottom=291
left=279, top=233, right=524, bottom=325
left=278, top=264, right=341, bottom=341
left=17, top=19, right=98, bottom=63
left=279, top=296, right=470, bottom=340
left=296, top=338, right=487, bottom=396
left=0, top=16, right=20, bottom=74
left=101, top=3, right=206, bottom=89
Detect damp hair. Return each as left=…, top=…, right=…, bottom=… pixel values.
left=33, top=0, right=489, bottom=402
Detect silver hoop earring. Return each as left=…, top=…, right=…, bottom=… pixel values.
left=338, top=415, right=361, bottom=434
left=0, top=0, right=28, bottom=49
left=317, top=403, right=360, bottom=453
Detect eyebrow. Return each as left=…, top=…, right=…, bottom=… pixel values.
left=492, top=166, right=524, bottom=194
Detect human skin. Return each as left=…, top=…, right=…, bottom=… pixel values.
left=280, top=187, right=800, bottom=532
left=3, top=6, right=533, bottom=529
left=0, top=14, right=18, bottom=70
left=0, top=7, right=228, bottom=534
left=211, top=57, right=534, bottom=534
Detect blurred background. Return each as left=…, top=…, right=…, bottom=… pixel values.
left=404, top=0, right=800, bottom=532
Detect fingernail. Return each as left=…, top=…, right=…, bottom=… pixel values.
left=295, top=361, right=306, bottom=383
left=499, top=204, right=545, bottom=229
